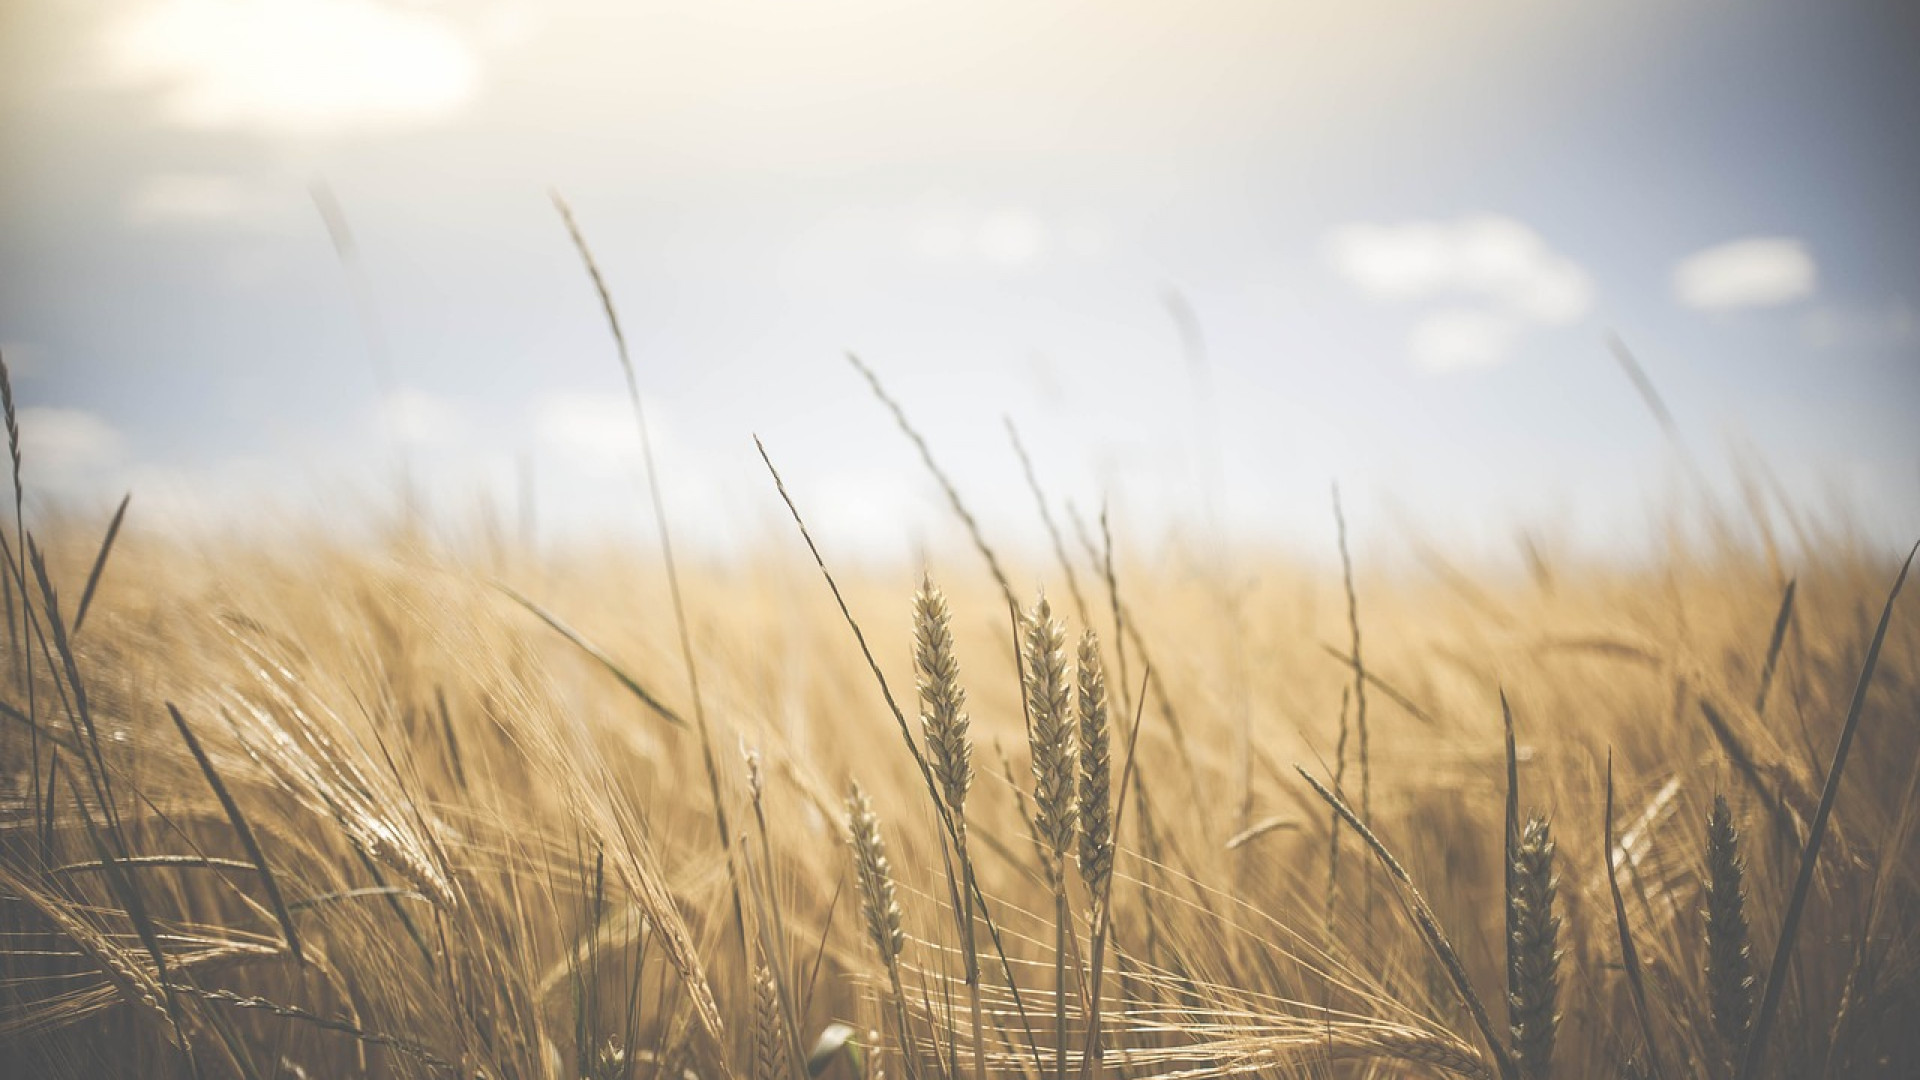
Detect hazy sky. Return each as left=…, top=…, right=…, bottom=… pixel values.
left=3, top=0, right=1917, bottom=562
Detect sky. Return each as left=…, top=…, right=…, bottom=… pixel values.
left=2, top=0, right=1917, bottom=565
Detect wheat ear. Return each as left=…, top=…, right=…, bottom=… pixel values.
left=1507, top=813, right=1560, bottom=1080
left=1023, top=594, right=1077, bottom=1080
left=1076, top=628, right=1115, bottom=1080
left=753, top=960, right=787, bottom=1080
left=848, top=781, right=916, bottom=1080
left=913, top=576, right=986, bottom=1080
left=1077, top=628, right=1114, bottom=901
left=1024, top=595, right=1078, bottom=880
left=915, top=577, right=973, bottom=822
left=1704, top=794, right=1755, bottom=1064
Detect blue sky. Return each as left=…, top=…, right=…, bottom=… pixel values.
left=2, top=0, right=1916, bottom=563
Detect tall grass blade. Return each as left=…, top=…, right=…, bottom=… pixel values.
left=1296, top=765, right=1517, bottom=1080
left=166, top=702, right=305, bottom=967
left=73, top=493, right=130, bottom=636
left=1737, top=540, right=1917, bottom=1080
left=1605, top=753, right=1667, bottom=1080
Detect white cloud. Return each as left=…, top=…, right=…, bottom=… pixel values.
left=99, top=0, right=480, bottom=134
left=1409, top=309, right=1523, bottom=372
left=377, top=389, right=463, bottom=446
left=1672, top=238, right=1816, bottom=311
left=125, top=172, right=294, bottom=228
left=1326, top=215, right=1594, bottom=325
left=18, top=408, right=124, bottom=478
left=533, top=392, right=641, bottom=464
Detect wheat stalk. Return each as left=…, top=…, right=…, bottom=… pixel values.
left=848, top=780, right=916, bottom=1080
left=1024, top=595, right=1078, bottom=880
left=1023, top=594, right=1078, bottom=1080
left=1076, top=627, right=1116, bottom=1080
left=913, top=575, right=986, bottom=1080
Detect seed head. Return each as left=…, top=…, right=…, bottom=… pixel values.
left=914, top=576, right=973, bottom=821
left=1022, top=594, right=1077, bottom=880
left=1507, top=813, right=1560, bottom=1080
left=847, top=781, right=905, bottom=967
left=1076, top=628, right=1113, bottom=901
left=1704, top=794, right=1755, bottom=1060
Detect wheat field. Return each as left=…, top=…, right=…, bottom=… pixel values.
left=2, top=355, right=1917, bottom=1080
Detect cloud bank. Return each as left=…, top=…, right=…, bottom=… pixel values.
left=1672, top=237, right=1816, bottom=311
left=1326, top=215, right=1594, bottom=371
left=99, top=0, right=480, bottom=134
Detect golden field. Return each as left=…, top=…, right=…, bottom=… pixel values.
left=2, top=456, right=1916, bottom=1079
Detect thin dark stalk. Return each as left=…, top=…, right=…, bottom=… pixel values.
left=59, top=763, right=179, bottom=1033
left=495, top=582, right=687, bottom=728
left=1006, top=418, right=1090, bottom=627
left=847, top=353, right=1016, bottom=615
left=1325, top=685, right=1350, bottom=940
left=30, top=536, right=119, bottom=834
left=1754, top=579, right=1796, bottom=716
left=1, top=354, right=35, bottom=845
left=166, top=703, right=304, bottom=966
left=1296, top=765, right=1517, bottom=1080
left=1332, top=484, right=1371, bottom=921
left=1096, top=505, right=1129, bottom=715
left=1502, top=691, right=1521, bottom=1021
left=1319, top=644, right=1440, bottom=726
left=1737, top=541, right=1916, bottom=1080
left=1697, top=698, right=1797, bottom=844
left=551, top=191, right=745, bottom=962
left=1080, top=668, right=1150, bottom=1080
left=1606, top=332, right=1696, bottom=476
left=73, top=492, right=130, bottom=636
left=312, top=181, right=411, bottom=521
left=756, top=436, right=1042, bottom=1067
left=1605, top=754, right=1668, bottom=1080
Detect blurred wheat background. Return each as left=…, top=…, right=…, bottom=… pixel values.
left=3, top=344, right=1917, bottom=1076
left=4, top=1, right=1920, bottom=1078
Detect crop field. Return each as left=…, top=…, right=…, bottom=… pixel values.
left=1, top=343, right=1915, bottom=1080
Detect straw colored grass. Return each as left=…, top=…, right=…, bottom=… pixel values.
left=1, top=442, right=1915, bottom=1080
